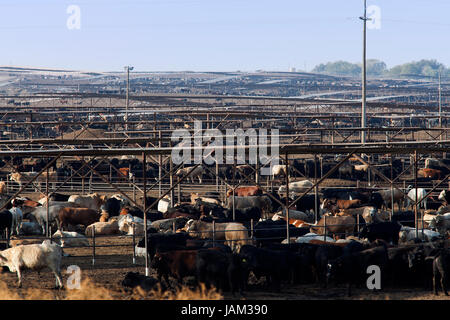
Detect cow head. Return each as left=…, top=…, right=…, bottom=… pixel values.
left=326, top=258, right=343, bottom=283
left=183, top=219, right=196, bottom=233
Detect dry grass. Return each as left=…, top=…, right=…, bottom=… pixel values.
left=148, top=283, right=223, bottom=300
left=0, top=277, right=223, bottom=300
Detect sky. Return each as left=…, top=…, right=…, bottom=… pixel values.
left=0, top=0, right=449, bottom=72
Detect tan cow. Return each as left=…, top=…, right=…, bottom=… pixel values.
left=67, top=193, right=107, bottom=211
left=8, top=171, right=57, bottom=189
left=190, top=193, right=220, bottom=205
left=85, top=220, right=120, bottom=236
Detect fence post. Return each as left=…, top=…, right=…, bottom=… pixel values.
left=357, top=214, right=360, bottom=234
left=133, top=176, right=136, bottom=203
left=323, top=215, right=327, bottom=242
left=132, top=223, right=136, bottom=265
left=172, top=220, right=176, bottom=233
left=92, top=227, right=96, bottom=266
left=212, top=220, right=215, bottom=247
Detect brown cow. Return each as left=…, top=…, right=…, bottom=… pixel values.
left=118, top=167, right=130, bottom=181
left=151, top=250, right=198, bottom=284
left=310, top=215, right=356, bottom=239
left=0, top=182, right=6, bottom=194
left=58, top=207, right=101, bottom=231
left=226, top=186, right=263, bottom=197
left=321, top=199, right=363, bottom=214
left=163, top=210, right=199, bottom=220
left=418, top=168, right=442, bottom=180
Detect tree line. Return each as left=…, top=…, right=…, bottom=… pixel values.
left=311, top=59, right=449, bottom=78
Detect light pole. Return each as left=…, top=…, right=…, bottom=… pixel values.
left=124, top=66, right=134, bottom=131
left=360, top=0, right=370, bottom=144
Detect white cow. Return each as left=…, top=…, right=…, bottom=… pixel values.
left=157, top=196, right=172, bottom=213
left=9, top=207, right=23, bottom=236
left=52, top=230, right=89, bottom=247
left=399, top=226, right=441, bottom=242
left=295, top=232, right=335, bottom=243
left=272, top=165, right=288, bottom=179
left=405, top=187, right=428, bottom=211
left=434, top=213, right=450, bottom=235
left=0, top=241, right=63, bottom=288
left=278, top=180, right=314, bottom=198
left=175, top=165, right=204, bottom=183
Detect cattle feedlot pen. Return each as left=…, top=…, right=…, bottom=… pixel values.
left=0, top=126, right=448, bottom=299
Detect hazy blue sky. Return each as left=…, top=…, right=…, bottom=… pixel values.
left=0, top=0, right=449, bottom=72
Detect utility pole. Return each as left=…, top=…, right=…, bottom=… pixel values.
left=124, top=66, right=134, bottom=131
left=360, top=0, right=370, bottom=144
left=439, top=70, right=442, bottom=128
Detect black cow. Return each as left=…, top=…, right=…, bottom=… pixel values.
left=122, top=272, right=164, bottom=291
left=253, top=220, right=309, bottom=247
left=47, top=193, right=71, bottom=202
left=259, top=242, right=314, bottom=284
left=294, top=194, right=321, bottom=213
left=321, top=188, right=354, bottom=200
left=239, top=245, right=291, bottom=291
left=428, top=249, right=449, bottom=296
left=143, top=196, right=160, bottom=209
left=224, top=207, right=261, bottom=223
left=227, top=252, right=247, bottom=295
left=338, top=164, right=354, bottom=180
left=120, top=206, right=145, bottom=219
left=196, top=249, right=231, bottom=292
left=439, top=190, right=450, bottom=204
left=0, top=210, right=12, bottom=236
left=314, top=244, right=343, bottom=288
left=391, top=211, right=415, bottom=227
left=56, top=167, right=71, bottom=182
left=327, top=245, right=389, bottom=296
left=101, top=198, right=122, bottom=217
left=137, top=232, right=191, bottom=260
left=360, top=221, right=402, bottom=245
left=151, top=217, right=188, bottom=232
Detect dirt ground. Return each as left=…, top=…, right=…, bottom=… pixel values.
left=0, top=235, right=448, bottom=301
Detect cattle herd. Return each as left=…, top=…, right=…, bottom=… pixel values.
left=0, top=154, right=448, bottom=299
